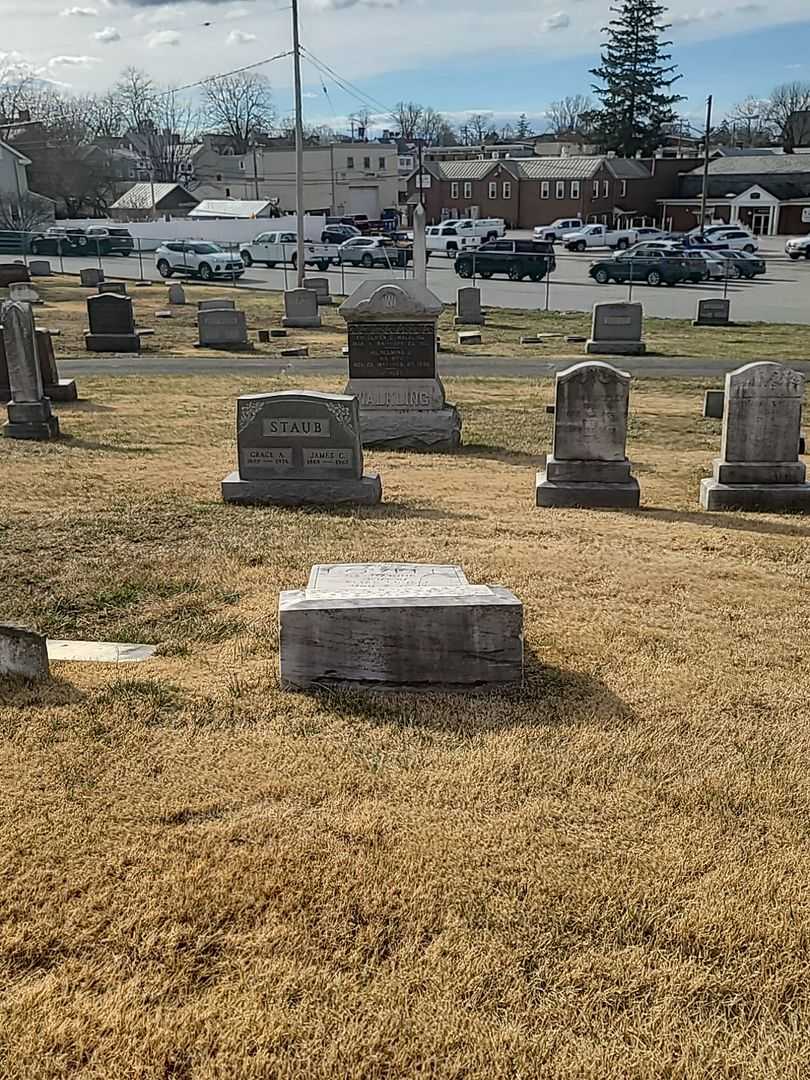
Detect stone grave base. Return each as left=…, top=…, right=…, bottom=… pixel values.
left=281, top=316, right=321, bottom=329
left=221, top=470, right=382, bottom=507
left=358, top=406, right=462, bottom=451
left=3, top=400, right=60, bottom=441
left=85, top=333, right=140, bottom=353
left=700, top=478, right=810, bottom=512
left=454, top=315, right=485, bottom=327
left=194, top=340, right=252, bottom=351
left=693, top=319, right=732, bottom=327
left=279, top=586, right=523, bottom=691
left=585, top=340, right=646, bottom=356
left=536, top=458, right=640, bottom=508
left=44, top=379, right=78, bottom=402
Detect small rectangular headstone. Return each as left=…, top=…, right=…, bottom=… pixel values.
left=98, top=281, right=128, bottom=296
left=80, top=268, right=104, bottom=287
left=303, top=277, right=332, bottom=304
left=28, top=260, right=52, bottom=277
left=197, top=308, right=248, bottom=348
left=282, top=288, right=321, bottom=328
left=694, top=298, right=731, bottom=327
left=197, top=298, right=235, bottom=312
left=586, top=302, right=645, bottom=355
left=168, top=283, right=186, bottom=305
left=703, top=389, right=724, bottom=419
left=455, top=286, right=484, bottom=326
left=87, top=293, right=135, bottom=336
left=0, top=623, right=49, bottom=680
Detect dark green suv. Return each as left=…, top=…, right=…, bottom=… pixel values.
left=454, top=239, right=556, bottom=282
left=589, top=249, right=700, bottom=287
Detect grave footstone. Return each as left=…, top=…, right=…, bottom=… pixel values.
left=221, top=390, right=382, bottom=506
left=536, top=360, right=639, bottom=508
left=85, top=293, right=140, bottom=352
left=703, top=389, right=724, bottom=419
left=168, top=283, right=186, bottom=305
left=700, top=362, right=810, bottom=511
left=279, top=562, right=523, bottom=691
left=455, top=286, right=484, bottom=326
left=197, top=307, right=249, bottom=349
left=28, top=260, right=52, bottom=277
left=694, top=297, right=731, bottom=327
left=586, top=302, right=645, bottom=356
left=98, top=281, right=128, bottom=296
left=197, top=297, right=234, bottom=312
left=282, top=288, right=321, bottom=328
left=1, top=300, right=59, bottom=440
left=80, top=267, right=104, bottom=287
left=0, top=624, right=49, bottom=680
left=8, top=281, right=41, bottom=304
left=340, top=280, right=462, bottom=451
left=303, top=277, right=334, bottom=306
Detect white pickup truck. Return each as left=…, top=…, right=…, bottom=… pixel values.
left=426, top=223, right=482, bottom=258
left=564, top=224, right=638, bottom=252
left=239, top=230, right=339, bottom=271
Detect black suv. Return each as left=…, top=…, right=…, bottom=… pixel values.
left=589, top=249, right=702, bottom=287
left=454, top=239, right=556, bottom=282
left=321, top=223, right=361, bottom=244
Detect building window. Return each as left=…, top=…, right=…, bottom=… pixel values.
left=620, top=180, right=627, bottom=198
left=379, top=156, right=385, bottom=169
left=540, top=181, right=550, bottom=199
left=555, top=180, right=565, bottom=199
left=503, top=181, right=512, bottom=199
left=464, top=181, right=472, bottom=199
left=489, top=181, right=497, bottom=199
left=593, top=179, right=599, bottom=198
left=347, top=156, right=354, bottom=168
left=363, top=156, right=371, bottom=169
left=571, top=180, right=580, bottom=199
left=216, top=173, right=222, bottom=182
left=603, top=180, right=609, bottom=198
left=239, top=160, right=245, bottom=170
left=451, top=181, right=459, bottom=199
left=225, top=187, right=230, bottom=197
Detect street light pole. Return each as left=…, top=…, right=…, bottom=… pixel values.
left=699, top=94, right=713, bottom=238
left=291, top=0, right=305, bottom=287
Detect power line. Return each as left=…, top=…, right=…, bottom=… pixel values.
left=300, top=47, right=400, bottom=130
left=161, top=50, right=295, bottom=96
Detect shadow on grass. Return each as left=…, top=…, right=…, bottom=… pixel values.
left=636, top=506, right=810, bottom=538
left=461, top=442, right=546, bottom=468
left=59, top=435, right=157, bottom=454
left=0, top=675, right=87, bottom=708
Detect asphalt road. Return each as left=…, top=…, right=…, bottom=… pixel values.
left=50, top=241, right=810, bottom=326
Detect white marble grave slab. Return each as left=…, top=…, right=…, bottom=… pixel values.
left=47, top=639, right=157, bottom=663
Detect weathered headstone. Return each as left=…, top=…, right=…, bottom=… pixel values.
left=85, top=293, right=140, bottom=352
left=694, top=297, right=731, bottom=327
left=197, top=297, right=234, bottom=312
left=703, top=389, right=724, bottom=419
left=536, top=361, right=639, bottom=508
left=35, top=329, right=77, bottom=401
left=1, top=301, right=59, bottom=440
left=455, top=286, right=484, bottom=326
left=221, top=390, right=381, bottom=506
left=28, top=260, right=52, bottom=277
left=98, top=281, right=128, bottom=296
left=8, top=281, right=41, bottom=304
left=303, top=277, right=333, bottom=306
left=168, top=283, right=186, bottom=305
left=700, top=362, right=810, bottom=511
left=0, top=624, right=49, bottom=680
left=586, top=301, right=645, bottom=356
left=0, top=263, right=30, bottom=286
left=340, top=280, right=462, bottom=451
left=80, top=267, right=104, bottom=287
left=279, top=562, right=523, bottom=691
left=197, top=307, right=249, bottom=349
left=282, top=288, right=321, bottom=329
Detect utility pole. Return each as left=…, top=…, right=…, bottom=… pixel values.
left=291, top=0, right=305, bottom=287
left=329, top=143, right=336, bottom=214
left=417, top=139, right=424, bottom=206
left=699, top=94, right=713, bottom=238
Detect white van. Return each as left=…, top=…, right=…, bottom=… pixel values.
left=444, top=218, right=506, bottom=242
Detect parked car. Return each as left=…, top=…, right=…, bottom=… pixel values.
left=625, top=240, right=711, bottom=281
left=426, top=223, right=481, bottom=258
left=564, top=224, right=639, bottom=251
left=533, top=218, right=583, bottom=242
left=321, top=223, right=361, bottom=244
left=725, top=250, right=766, bottom=278
left=689, top=226, right=759, bottom=253
left=454, top=239, right=555, bottom=282
left=83, top=225, right=135, bottom=256
left=29, top=228, right=91, bottom=256
left=633, top=227, right=667, bottom=241
left=443, top=217, right=506, bottom=242
left=589, top=250, right=701, bottom=286
left=698, top=249, right=734, bottom=280
left=786, top=236, right=810, bottom=260
left=155, top=241, right=244, bottom=281
left=338, top=236, right=409, bottom=268
left=239, top=231, right=338, bottom=270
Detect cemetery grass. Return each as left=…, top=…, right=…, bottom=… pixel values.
left=3, top=373, right=810, bottom=1077
left=33, top=275, right=810, bottom=363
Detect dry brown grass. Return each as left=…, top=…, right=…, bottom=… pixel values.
left=21, top=274, right=810, bottom=363
left=2, top=373, right=810, bottom=1078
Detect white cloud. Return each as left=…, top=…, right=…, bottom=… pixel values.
left=60, top=6, right=98, bottom=14
left=147, top=29, right=181, bottom=46
left=224, top=5, right=252, bottom=16
left=543, top=11, right=570, bottom=31
left=94, top=25, right=121, bottom=41
left=47, top=54, right=101, bottom=68
left=227, top=28, right=257, bottom=44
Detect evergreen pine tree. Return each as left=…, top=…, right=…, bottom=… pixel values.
left=516, top=113, right=532, bottom=139
left=586, top=0, right=684, bottom=156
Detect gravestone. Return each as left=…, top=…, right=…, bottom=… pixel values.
left=282, top=288, right=321, bottom=328
left=536, top=361, right=639, bottom=508
left=98, top=281, right=128, bottom=296
left=586, top=301, right=645, bottom=356
left=279, top=562, right=523, bottom=691
left=85, top=293, right=140, bottom=352
left=1, top=300, right=59, bottom=440
left=341, top=280, right=462, bottom=451
left=0, top=624, right=49, bottom=680
left=303, top=277, right=333, bottom=305
left=0, top=263, right=30, bottom=286
left=694, top=297, right=731, bottom=327
left=35, top=329, right=77, bottom=401
left=700, top=362, right=810, bottom=511
left=28, top=260, right=52, bottom=277
left=8, top=281, right=41, bottom=304
left=80, top=267, right=104, bottom=287
left=197, top=297, right=234, bottom=312
left=221, top=390, right=381, bottom=506
left=197, top=307, right=249, bottom=349
left=703, top=389, right=724, bottom=419
left=168, top=283, right=186, bottom=305
left=455, top=286, right=484, bottom=326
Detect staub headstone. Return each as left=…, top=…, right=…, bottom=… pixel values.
left=586, top=301, right=645, bottom=356
left=694, top=297, right=731, bottom=327
left=282, top=288, right=321, bottom=329
left=536, top=361, right=639, bottom=508
left=279, top=562, right=523, bottom=691
left=85, top=293, right=140, bottom=353
left=1, top=301, right=59, bottom=440
left=341, top=280, right=462, bottom=451
left=455, top=286, right=484, bottom=326
left=221, top=390, right=382, bottom=506
left=197, top=307, right=249, bottom=349
left=700, top=362, right=810, bottom=511
left=35, top=329, right=77, bottom=401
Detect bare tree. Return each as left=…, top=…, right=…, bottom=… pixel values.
left=140, top=91, right=200, bottom=183
left=726, top=96, right=772, bottom=146
left=88, top=91, right=125, bottom=139
left=766, top=81, right=810, bottom=151
left=203, top=72, right=274, bottom=153
left=348, top=108, right=372, bottom=139
left=0, top=57, right=37, bottom=126
left=545, top=94, right=593, bottom=136
left=115, top=67, right=157, bottom=134
left=467, top=112, right=493, bottom=143
left=0, top=193, right=52, bottom=232
left=393, top=101, right=424, bottom=142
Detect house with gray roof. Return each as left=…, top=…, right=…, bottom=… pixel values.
left=110, top=182, right=199, bottom=221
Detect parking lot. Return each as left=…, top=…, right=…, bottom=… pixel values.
left=48, top=234, right=810, bottom=325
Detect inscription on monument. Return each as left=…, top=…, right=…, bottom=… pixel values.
left=262, top=416, right=330, bottom=437
left=348, top=322, right=436, bottom=380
